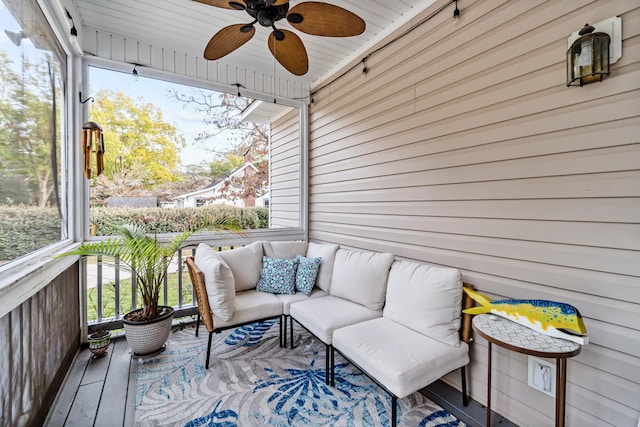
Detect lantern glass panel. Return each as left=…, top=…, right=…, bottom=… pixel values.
left=593, top=34, right=610, bottom=74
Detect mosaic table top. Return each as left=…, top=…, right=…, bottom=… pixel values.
left=472, top=314, right=582, bottom=357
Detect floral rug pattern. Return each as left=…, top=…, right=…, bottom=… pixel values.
left=135, top=320, right=465, bottom=427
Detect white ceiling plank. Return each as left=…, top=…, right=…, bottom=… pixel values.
left=73, top=0, right=429, bottom=99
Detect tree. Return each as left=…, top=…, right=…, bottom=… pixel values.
left=88, top=90, right=185, bottom=203
left=0, top=51, right=61, bottom=207
left=215, top=158, right=268, bottom=206
left=210, top=153, right=244, bottom=180
left=170, top=90, right=269, bottom=204
left=170, top=90, right=268, bottom=155
left=154, top=163, right=212, bottom=204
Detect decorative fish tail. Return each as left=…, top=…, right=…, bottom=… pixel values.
left=462, top=288, right=495, bottom=315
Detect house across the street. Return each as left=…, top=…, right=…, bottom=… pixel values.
left=173, top=162, right=267, bottom=208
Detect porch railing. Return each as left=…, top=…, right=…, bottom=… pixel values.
left=85, top=228, right=305, bottom=332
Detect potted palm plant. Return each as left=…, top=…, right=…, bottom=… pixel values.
left=61, top=223, right=193, bottom=357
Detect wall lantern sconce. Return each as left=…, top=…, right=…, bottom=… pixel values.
left=566, top=24, right=610, bottom=86
left=566, top=17, right=622, bottom=87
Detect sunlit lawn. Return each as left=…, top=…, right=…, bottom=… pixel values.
left=87, top=273, right=194, bottom=322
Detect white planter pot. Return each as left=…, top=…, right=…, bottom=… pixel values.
left=123, top=306, right=174, bottom=357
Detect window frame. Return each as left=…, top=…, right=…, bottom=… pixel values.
left=0, top=0, right=80, bottom=318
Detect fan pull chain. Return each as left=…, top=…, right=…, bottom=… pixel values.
left=273, top=39, right=277, bottom=104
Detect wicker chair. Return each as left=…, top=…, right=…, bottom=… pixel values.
left=185, top=256, right=285, bottom=368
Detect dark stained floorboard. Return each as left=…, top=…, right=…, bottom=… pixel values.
left=45, top=348, right=93, bottom=427
left=45, top=336, right=135, bottom=427
left=95, top=339, right=133, bottom=427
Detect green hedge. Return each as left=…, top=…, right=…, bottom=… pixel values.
left=0, top=206, right=61, bottom=261
left=0, top=205, right=269, bottom=260
left=89, top=205, right=268, bottom=235
left=255, top=206, right=269, bottom=229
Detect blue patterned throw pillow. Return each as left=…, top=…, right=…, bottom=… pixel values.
left=295, top=255, right=322, bottom=295
left=256, top=256, right=299, bottom=294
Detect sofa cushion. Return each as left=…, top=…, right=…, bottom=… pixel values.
left=384, top=260, right=462, bottom=347
left=333, top=318, right=470, bottom=398
left=329, top=249, right=395, bottom=310
left=295, top=255, right=322, bottom=295
left=256, top=256, right=299, bottom=295
left=217, top=241, right=263, bottom=292
left=194, top=243, right=235, bottom=321
left=212, top=290, right=283, bottom=329
left=290, top=295, right=382, bottom=344
left=306, top=242, right=339, bottom=293
left=276, top=288, right=328, bottom=316
left=262, top=241, right=308, bottom=259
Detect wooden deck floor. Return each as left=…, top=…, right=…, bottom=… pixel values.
left=45, top=336, right=136, bottom=427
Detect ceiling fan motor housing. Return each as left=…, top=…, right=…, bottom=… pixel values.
left=243, top=0, right=289, bottom=27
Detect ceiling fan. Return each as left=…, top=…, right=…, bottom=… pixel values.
left=194, top=0, right=366, bottom=76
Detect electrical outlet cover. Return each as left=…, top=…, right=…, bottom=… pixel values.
left=528, top=356, right=556, bottom=397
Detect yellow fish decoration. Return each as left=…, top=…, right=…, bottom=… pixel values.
left=463, top=288, right=588, bottom=345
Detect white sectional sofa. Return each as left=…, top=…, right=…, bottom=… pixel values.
left=289, top=248, right=395, bottom=383
left=332, top=260, right=472, bottom=426
left=185, top=240, right=473, bottom=427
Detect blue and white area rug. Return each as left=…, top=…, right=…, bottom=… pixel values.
left=135, top=319, right=465, bottom=426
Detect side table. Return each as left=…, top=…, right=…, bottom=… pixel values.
left=472, top=314, right=582, bottom=427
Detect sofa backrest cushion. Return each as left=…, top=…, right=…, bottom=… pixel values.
left=217, top=241, right=263, bottom=292
left=262, top=241, right=308, bottom=259
left=306, top=242, right=339, bottom=293
left=384, top=260, right=462, bottom=347
left=194, top=243, right=235, bottom=321
left=329, top=249, right=395, bottom=310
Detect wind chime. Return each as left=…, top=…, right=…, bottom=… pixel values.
left=81, top=121, right=105, bottom=179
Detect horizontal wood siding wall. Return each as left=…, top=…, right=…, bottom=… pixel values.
left=307, top=1, right=640, bottom=426
left=270, top=109, right=302, bottom=228
left=0, top=265, right=80, bottom=427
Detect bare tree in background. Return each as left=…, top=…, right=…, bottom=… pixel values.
left=170, top=90, right=269, bottom=205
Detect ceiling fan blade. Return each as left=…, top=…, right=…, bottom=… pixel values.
left=271, top=0, right=289, bottom=5
left=268, top=29, right=308, bottom=76
left=192, top=0, right=241, bottom=10
left=204, top=24, right=255, bottom=60
left=287, top=2, right=365, bottom=37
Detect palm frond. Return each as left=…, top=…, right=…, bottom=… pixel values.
left=58, top=223, right=195, bottom=320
